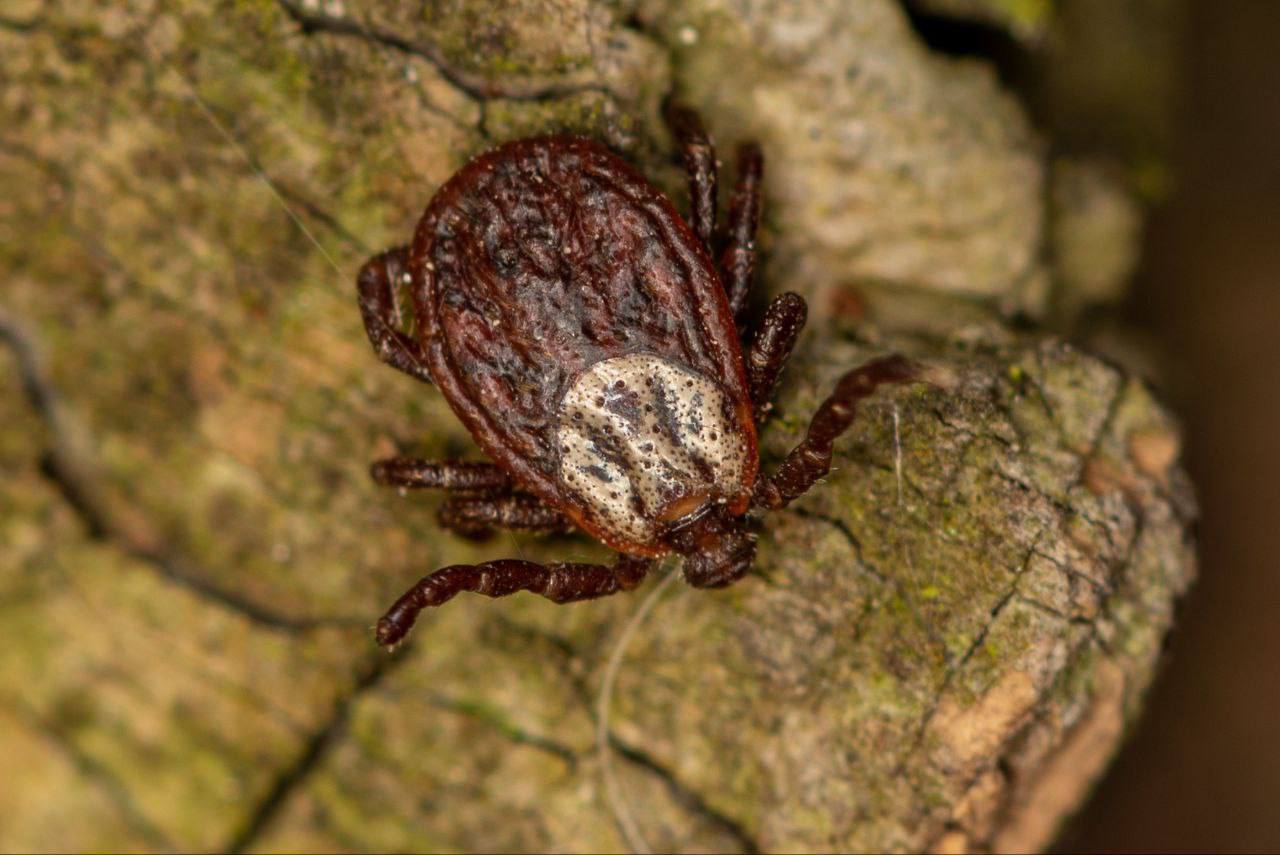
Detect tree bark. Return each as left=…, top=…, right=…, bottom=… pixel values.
left=0, top=1, right=1193, bottom=851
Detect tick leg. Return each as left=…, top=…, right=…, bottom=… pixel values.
left=721, top=142, right=763, bottom=317
left=666, top=104, right=717, bottom=252
left=376, top=554, right=652, bottom=648
left=746, top=292, right=807, bottom=422
left=754, top=355, right=923, bottom=510
left=438, top=494, right=574, bottom=538
left=356, top=245, right=434, bottom=384
left=370, top=458, right=513, bottom=496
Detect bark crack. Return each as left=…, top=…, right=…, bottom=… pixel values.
left=225, top=650, right=405, bottom=853
left=912, top=530, right=1045, bottom=746
left=609, top=734, right=762, bottom=854
left=419, top=691, right=580, bottom=767
left=782, top=506, right=892, bottom=586
left=0, top=12, right=41, bottom=32
left=0, top=310, right=367, bottom=633
left=3, top=695, right=176, bottom=850
left=275, top=0, right=613, bottom=103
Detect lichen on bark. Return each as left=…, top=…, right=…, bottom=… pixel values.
left=0, top=0, right=1193, bottom=852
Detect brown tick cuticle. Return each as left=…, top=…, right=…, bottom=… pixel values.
left=356, top=107, right=929, bottom=648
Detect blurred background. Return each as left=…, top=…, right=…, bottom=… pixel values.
left=1059, top=0, right=1280, bottom=849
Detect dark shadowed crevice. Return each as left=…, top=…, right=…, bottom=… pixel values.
left=899, top=1, right=1046, bottom=127
left=0, top=12, right=43, bottom=32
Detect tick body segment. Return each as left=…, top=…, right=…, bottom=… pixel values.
left=557, top=353, right=753, bottom=548
left=358, top=110, right=925, bottom=648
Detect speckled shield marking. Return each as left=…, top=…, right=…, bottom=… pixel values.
left=556, top=354, right=751, bottom=544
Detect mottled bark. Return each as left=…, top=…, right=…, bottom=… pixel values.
left=0, top=1, right=1192, bottom=852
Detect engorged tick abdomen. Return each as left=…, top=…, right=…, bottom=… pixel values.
left=408, top=136, right=758, bottom=554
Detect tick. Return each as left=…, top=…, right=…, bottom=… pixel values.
left=357, top=107, right=923, bottom=648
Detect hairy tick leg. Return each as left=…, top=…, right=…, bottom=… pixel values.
left=370, top=458, right=513, bottom=496
left=665, top=103, right=718, bottom=252
left=376, top=554, right=652, bottom=648
left=746, top=292, right=807, bottom=422
left=438, top=494, right=574, bottom=536
left=356, top=245, right=434, bottom=384
left=755, top=355, right=924, bottom=510
left=434, top=507, right=496, bottom=542
left=722, top=142, right=764, bottom=317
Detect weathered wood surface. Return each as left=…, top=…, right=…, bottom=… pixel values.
left=0, top=1, right=1193, bottom=851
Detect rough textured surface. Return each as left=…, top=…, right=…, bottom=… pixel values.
left=636, top=0, right=1048, bottom=321
left=0, top=0, right=1191, bottom=852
